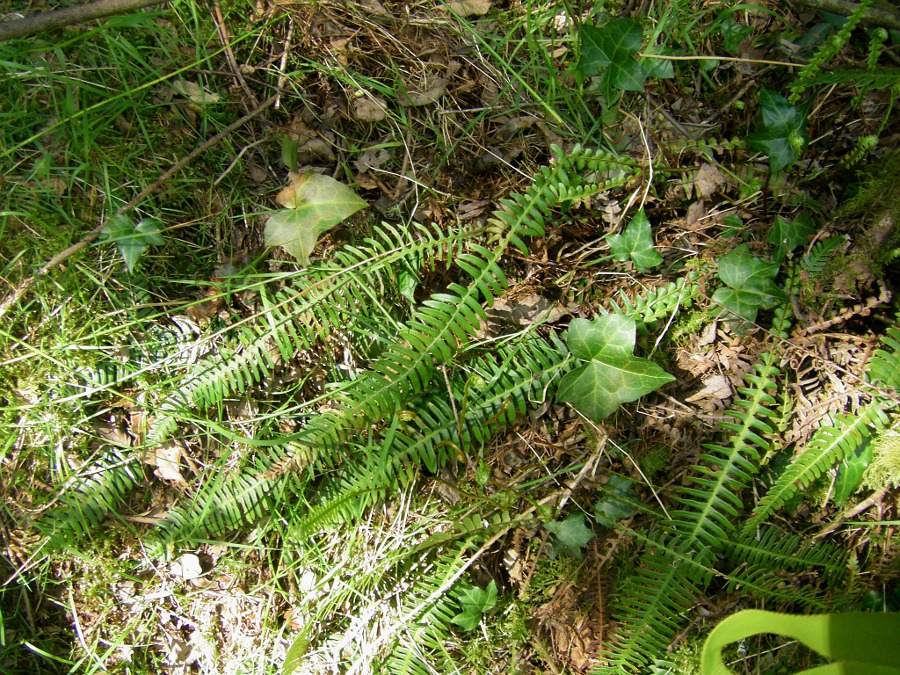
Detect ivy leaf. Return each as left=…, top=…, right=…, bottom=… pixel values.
left=594, top=475, right=637, bottom=528
left=605, top=210, right=663, bottom=272
left=640, top=44, right=675, bottom=79
left=557, top=315, right=675, bottom=422
left=101, top=215, right=165, bottom=273
left=746, top=89, right=809, bottom=173
left=718, top=15, right=752, bottom=55
left=265, top=172, right=367, bottom=264
left=577, top=19, right=646, bottom=101
left=767, top=213, right=814, bottom=261
left=451, top=580, right=498, bottom=631
left=545, top=513, right=595, bottom=559
left=712, top=245, right=786, bottom=322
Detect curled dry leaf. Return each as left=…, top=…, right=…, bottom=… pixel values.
left=444, top=0, right=491, bottom=16
left=151, top=443, right=186, bottom=484
left=171, top=553, right=204, bottom=581
left=397, top=77, right=449, bottom=107
left=353, top=96, right=388, bottom=122
left=171, top=79, right=220, bottom=104
left=693, top=163, right=726, bottom=198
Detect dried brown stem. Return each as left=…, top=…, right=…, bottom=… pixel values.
left=795, top=0, right=900, bottom=31
left=0, top=96, right=276, bottom=319
left=0, top=0, right=166, bottom=42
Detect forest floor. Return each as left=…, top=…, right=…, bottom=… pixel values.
left=1, top=0, right=899, bottom=673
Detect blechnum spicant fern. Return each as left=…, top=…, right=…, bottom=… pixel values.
left=35, top=144, right=641, bottom=555
left=597, top=269, right=899, bottom=672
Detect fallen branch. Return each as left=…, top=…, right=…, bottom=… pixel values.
left=0, top=0, right=167, bottom=42
left=0, top=95, right=277, bottom=319
left=795, top=0, right=900, bottom=31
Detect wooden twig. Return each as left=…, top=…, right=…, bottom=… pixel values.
left=0, top=0, right=167, bottom=42
left=210, top=2, right=258, bottom=110
left=795, top=0, right=900, bottom=31
left=0, top=95, right=276, bottom=319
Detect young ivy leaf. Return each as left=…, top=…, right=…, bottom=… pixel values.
left=711, top=244, right=785, bottom=322
left=767, top=213, right=814, bottom=261
left=101, top=215, right=165, bottom=273
left=605, top=209, right=664, bottom=272
left=451, top=580, right=498, bottom=631
left=576, top=19, right=645, bottom=101
left=746, top=88, right=809, bottom=173
left=265, top=172, right=367, bottom=265
left=594, top=475, right=637, bottom=528
left=556, top=314, right=675, bottom=422
left=544, top=513, right=595, bottom=559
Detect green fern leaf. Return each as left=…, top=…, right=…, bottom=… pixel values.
left=742, top=405, right=889, bottom=535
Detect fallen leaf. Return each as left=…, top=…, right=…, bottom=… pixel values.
left=171, top=79, right=220, bottom=104
left=398, top=77, right=449, bottom=107
left=267, top=172, right=367, bottom=264
left=354, top=146, right=391, bottom=173
left=353, top=96, right=388, bottom=122
left=171, top=553, right=204, bottom=581
left=694, top=163, right=726, bottom=198
left=685, top=374, right=733, bottom=403
left=151, top=443, right=185, bottom=484
left=445, top=0, right=491, bottom=17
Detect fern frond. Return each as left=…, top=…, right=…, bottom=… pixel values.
left=669, top=358, right=780, bottom=548
left=149, top=146, right=637, bottom=552
left=148, top=221, right=467, bottom=446
left=791, top=68, right=900, bottom=91
left=722, top=565, right=835, bottom=612
left=37, top=448, right=145, bottom=551
left=607, top=272, right=700, bottom=329
left=868, top=320, right=900, bottom=391
left=800, top=236, right=843, bottom=276
left=726, top=524, right=848, bottom=585
left=598, top=533, right=715, bottom=673
left=742, top=405, right=890, bottom=535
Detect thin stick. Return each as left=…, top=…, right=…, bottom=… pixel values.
left=211, top=2, right=258, bottom=109
left=0, top=95, right=276, bottom=319
left=0, top=0, right=166, bottom=42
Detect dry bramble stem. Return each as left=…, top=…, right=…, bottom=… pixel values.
left=0, top=0, right=167, bottom=42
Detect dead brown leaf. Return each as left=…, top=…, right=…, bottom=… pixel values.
left=444, top=0, right=491, bottom=16
left=397, top=77, right=449, bottom=107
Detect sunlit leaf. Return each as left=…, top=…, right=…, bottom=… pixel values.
left=577, top=19, right=646, bottom=101
left=557, top=315, right=675, bottom=422
left=451, top=581, right=498, bottom=631
left=101, top=215, right=165, bottom=273
left=265, top=172, right=367, bottom=264
left=605, top=210, right=664, bottom=272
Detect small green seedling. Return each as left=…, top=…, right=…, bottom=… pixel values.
left=544, top=512, right=595, bottom=559
left=101, top=214, right=165, bottom=273
left=711, top=244, right=785, bottom=322
left=746, top=89, right=810, bottom=173
left=605, top=209, right=664, bottom=272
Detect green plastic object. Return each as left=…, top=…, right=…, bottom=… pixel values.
left=701, top=609, right=900, bottom=675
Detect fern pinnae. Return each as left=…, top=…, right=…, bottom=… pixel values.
left=599, top=533, right=715, bottom=673
left=741, top=404, right=890, bottom=536
left=868, top=319, right=900, bottom=391
left=147, top=221, right=468, bottom=446
left=151, top=145, right=638, bottom=552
